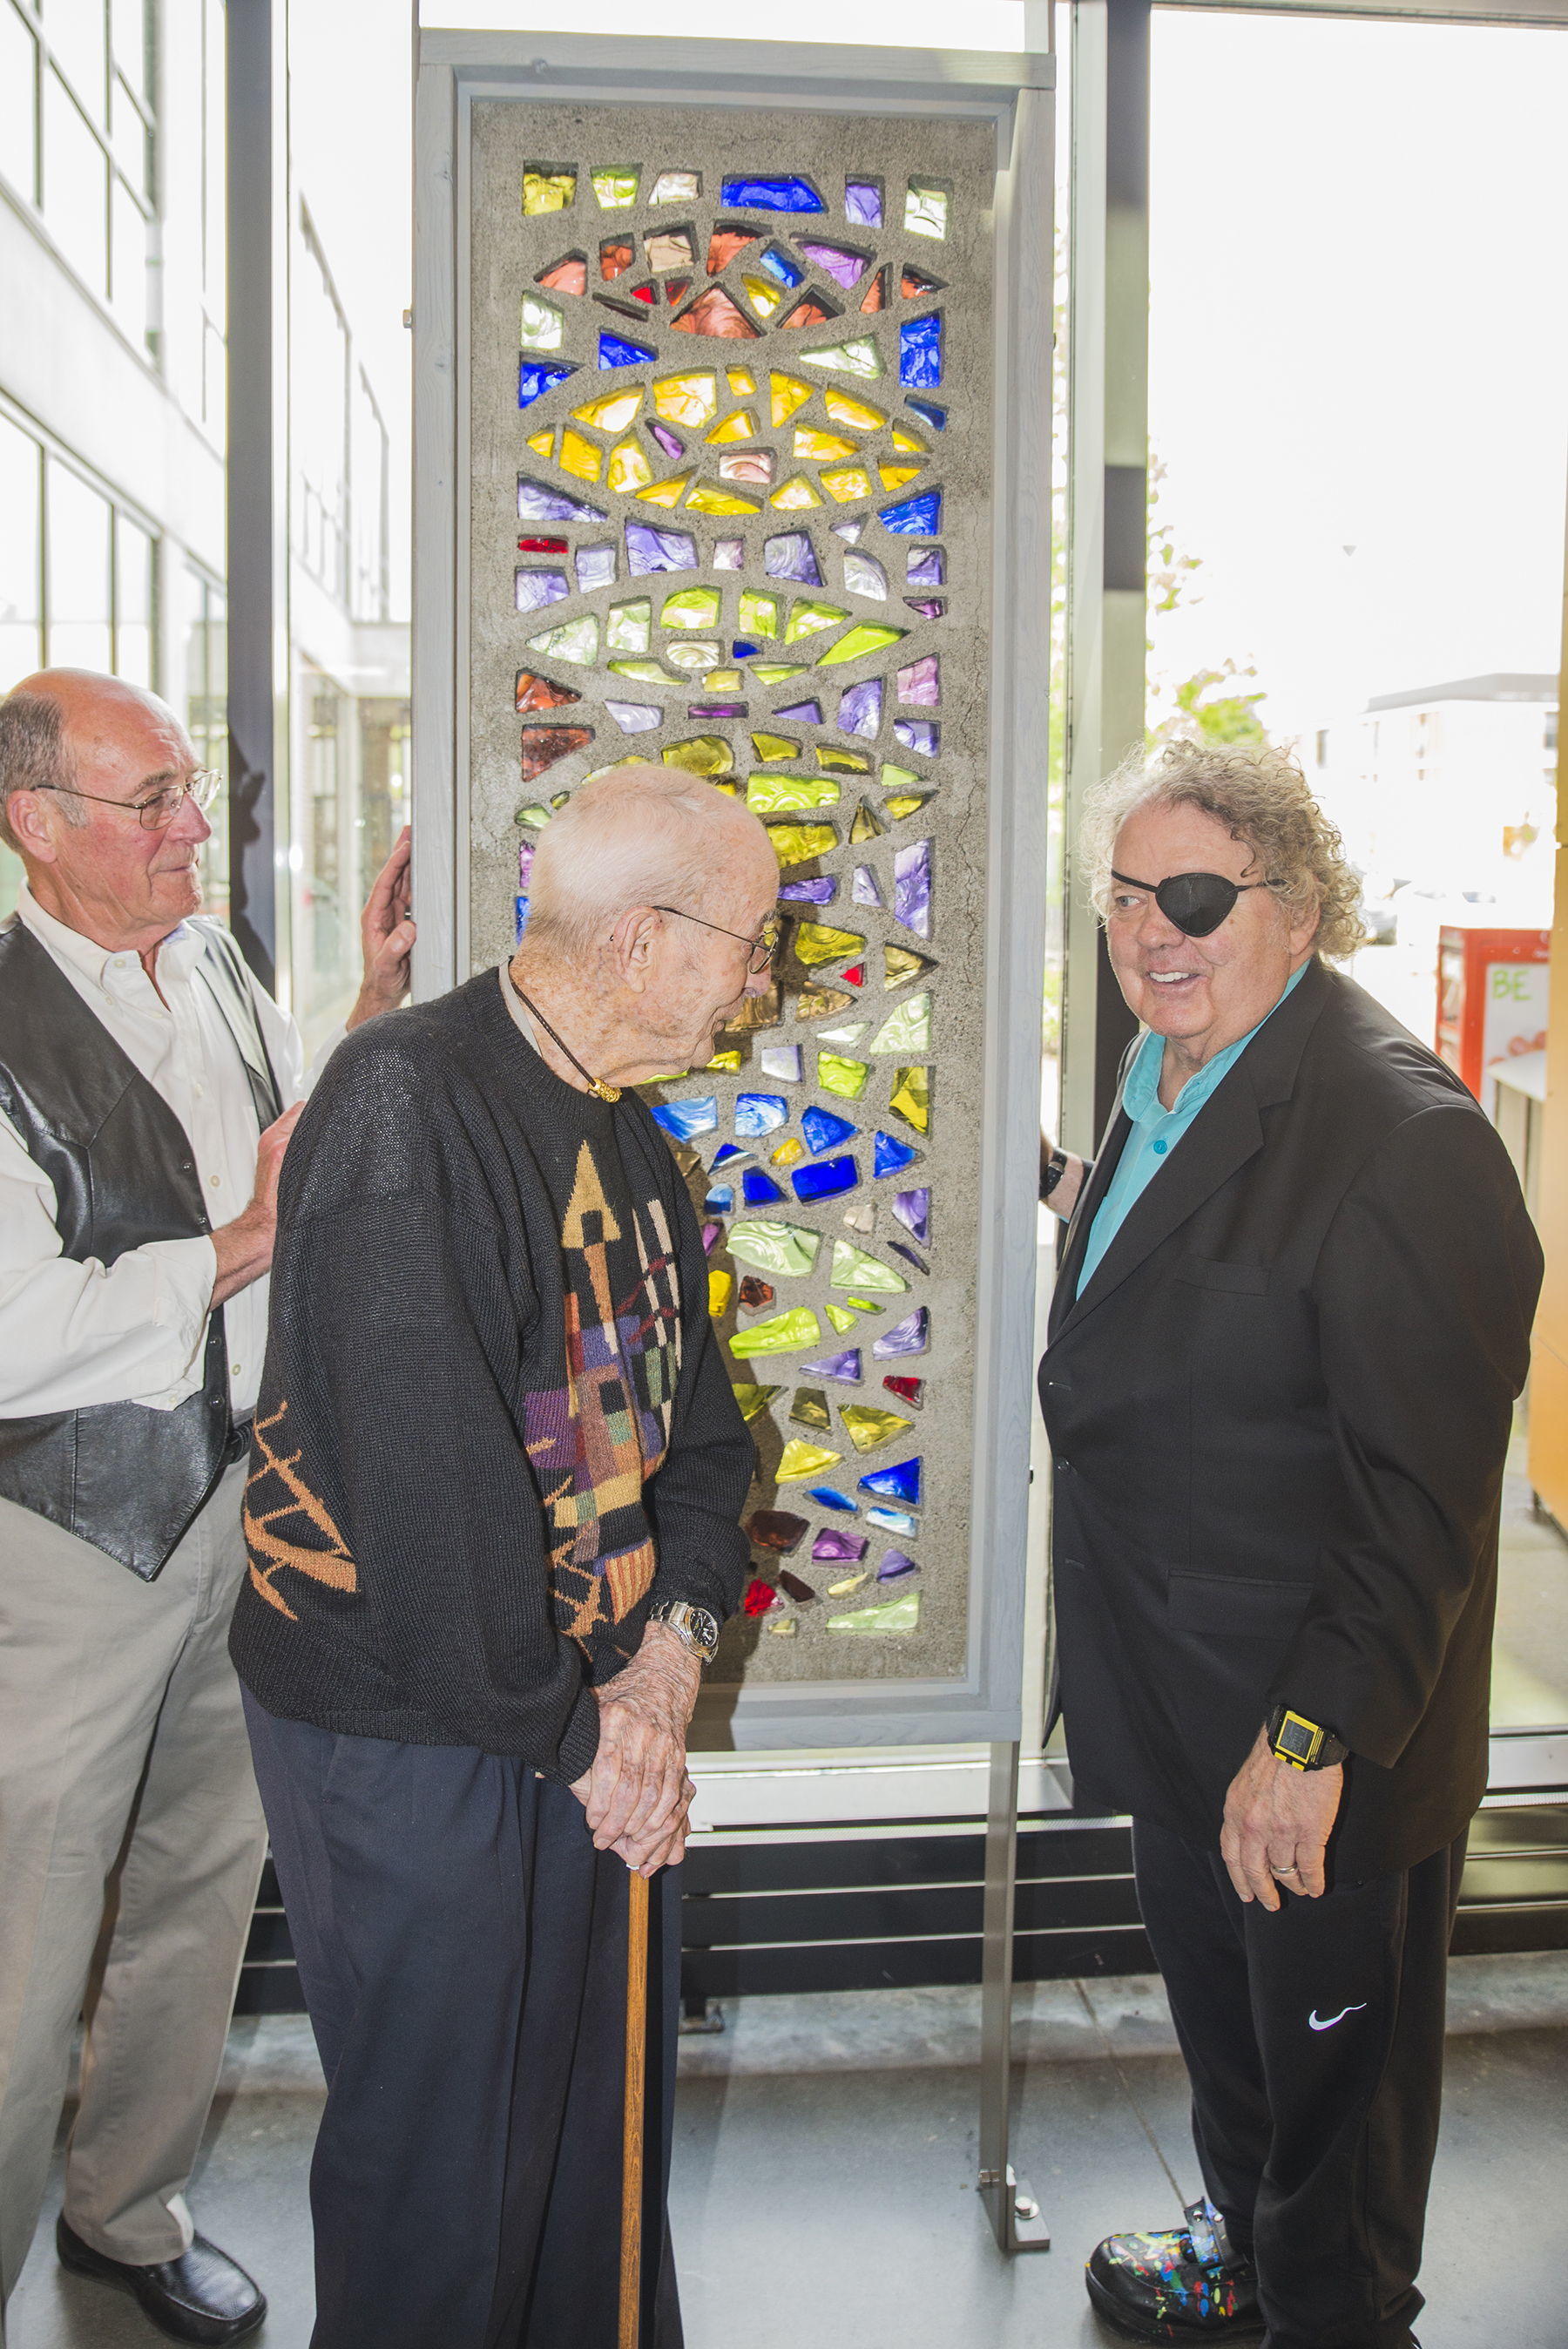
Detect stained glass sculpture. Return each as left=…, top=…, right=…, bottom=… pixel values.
left=729, top=1309, right=821, bottom=1357
left=726, top=1221, right=821, bottom=1279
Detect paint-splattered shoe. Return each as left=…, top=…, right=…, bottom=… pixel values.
left=1085, top=2198, right=1262, bottom=2341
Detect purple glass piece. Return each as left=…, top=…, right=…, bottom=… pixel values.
left=904, top=599, right=945, bottom=619
left=896, top=655, right=940, bottom=707
left=514, top=570, right=570, bottom=613
left=713, top=538, right=745, bottom=570
left=575, top=543, right=617, bottom=592
left=893, top=838, right=932, bottom=938
left=797, top=240, right=869, bottom=290
left=845, top=180, right=882, bottom=227
left=779, top=876, right=837, bottom=904
left=690, top=702, right=747, bottom=717
left=625, top=522, right=699, bottom=575
left=875, top=1549, right=918, bottom=1581
left=799, top=1348, right=863, bottom=1383
left=517, top=839, right=537, bottom=888
left=838, top=679, right=883, bottom=739
left=830, top=518, right=865, bottom=545
left=518, top=477, right=606, bottom=525
left=702, top=1221, right=722, bottom=1253
left=889, top=1242, right=929, bottom=1276
left=907, top=547, right=945, bottom=587
left=873, top=1307, right=929, bottom=1359
left=649, top=421, right=685, bottom=459
left=605, top=701, right=662, bottom=734
left=775, top=699, right=823, bottom=724
left=894, top=720, right=939, bottom=758
left=812, top=1527, right=868, bottom=1561
left=790, top=1154, right=859, bottom=1202
left=852, top=864, right=883, bottom=909
left=892, top=1189, right=931, bottom=1243
left=764, top=531, right=822, bottom=586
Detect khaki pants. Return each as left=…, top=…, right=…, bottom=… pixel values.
left=0, top=1464, right=267, bottom=2330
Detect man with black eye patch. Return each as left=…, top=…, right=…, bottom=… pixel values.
left=1037, top=741, right=1539, bottom=2349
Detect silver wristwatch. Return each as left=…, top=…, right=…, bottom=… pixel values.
left=648, top=1598, right=720, bottom=1665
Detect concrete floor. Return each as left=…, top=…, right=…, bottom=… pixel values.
left=8, top=1957, right=1568, bottom=2349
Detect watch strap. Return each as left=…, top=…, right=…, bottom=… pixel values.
left=1267, top=1703, right=1348, bottom=1771
left=648, top=1598, right=720, bottom=1664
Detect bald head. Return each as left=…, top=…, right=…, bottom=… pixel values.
left=525, top=762, right=774, bottom=965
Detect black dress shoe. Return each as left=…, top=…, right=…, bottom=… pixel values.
left=1086, top=2197, right=1263, bottom=2340
left=57, top=2216, right=266, bottom=2346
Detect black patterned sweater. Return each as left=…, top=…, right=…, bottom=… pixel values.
left=228, top=969, right=754, bottom=1784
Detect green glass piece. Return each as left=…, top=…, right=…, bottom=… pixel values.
left=747, top=772, right=840, bottom=814
left=751, top=732, right=800, bottom=762
left=849, top=801, right=883, bottom=843
left=605, top=600, right=652, bottom=653
left=830, top=1240, right=907, bottom=1295
left=519, top=292, right=564, bottom=351
left=785, top=600, right=850, bottom=644
left=739, top=592, right=781, bottom=639
left=664, top=734, right=734, bottom=777
left=817, top=625, right=906, bottom=667
left=776, top=1439, right=843, bottom=1482
left=889, top=1066, right=929, bottom=1134
left=843, top=1296, right=884, bottom=1314
left=790, top=1387, right=833, bottom=1432
left=732, top=1382, right=783, bottom=1422
left=884, top=947, right=936, bottom=988
left=662, top=587, right=722, bottom=628
left=869, top=992, right=930, bottom=1054
left=904, top=182, right=949, bottom=240
left=591, top=167, right=639, bottom=208
left=515, top=803, right=552, bottom=829
left=727, top=1220, right=822, bottom=1278
left=524, top=169, right=577, bottom=214
left=824, top=1303, right=859, bottom=1335
left=607, top=660, right=675, bottom=684
left=749, top=664, right=809, bottom=685
left=793, top=923, right=864, bottom=967
left=881, top=765, right=922, bottom=792
left=817, top=746, right=871, bottom=774
left=768, top=823, right=839, bottom=867
left=840, top=1403, right=916, bottom=1451
left=729, top=1308, right=823, bottom=1357
left=526, top=615, right=599, bottom=666
left=826, top=1590, right=921, bottom=1634
left=816, top=1023, right=866, bottom=1043
left=800, top=337, right=885, bottom=379
left=818, top=1053, right=869, bottom=1100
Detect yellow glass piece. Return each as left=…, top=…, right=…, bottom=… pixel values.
left=705, top=670, right=744, bottom=691
left=794, top=427, right=860, bottom=461
left=713, top=781, right=740, bottom=797
left=775, top=1439, right=844, bottom=1483
left=524, top=170, right=575, bottom=214
left=883, top=795, right=927, bottom=822
left=824, top=1303, right=858, bottom=1335
left=768, top=823, right=838, bottom=867
left=795, top=985, right=854, bottom=1019
left=732, top=1383, right=783, bottom=1422
left=766, top=1615, right=799, bottom=1638
left=663, top=734, right=733, bottom=775
left=849, top=801, right=882, bottom=843
left=526, top=429, right=555, bottom=459
left=741, top=273, right=785, bottom=321
left=749, top=664, right=809, bottom=684
left=591, top=167, right=639, bottom=208
left=636, top=472, right=694, bottom=508
left=817, top=625, right=905, bottom=666
left=821, top=466, right=874, bottom=504
left=739, top=592, right=780, bottom=639
left=889, top=1066, right=930, bottom=1134
left=661, top=588, right=721, bottom=628
left=890, top=425, right=929, bottom=452
left=771, top=478, right=824, bottom=510
left=844, top=1296, right=884, bottom=1313
left=841, top=1405, right=915, bottom=1452
left=769, top=373, right=814, bottom=428
left=818, top=1053, right=868, bottom=1100
left=708, top=1269, right=733, bottom=1317
left=817, top=746, right=870, bottom=773
left=770, top=1137, right=807, bottom=1168
left=785, top=600, right=847, bottom=643
left=728, top=1308, right=822, bottom=1358
left=686, top=481, right=763, bottom=516
left=750, top=733, right=800, bottom=762
left=794, top=923, right=863, bottom=966
left=652, top=373, right=719, bottom=428
left=884, top=945, right=934, bottom=987
left=571, top=388, right=644, bottom=432
left=707, top=410, right=760, bottom=444
left=747, top=773, right=839, bottom=812
left=879, top=464, right=923, bottom=491
left=559, top=430, right=603, bottom=483
left=706, top=1049, right=743, bottom=1073
left=607, top=437, right=654, bottom=493
left=824, top=389, right=889, bottom=432
left=827, top=1571, right=869, bottom=1597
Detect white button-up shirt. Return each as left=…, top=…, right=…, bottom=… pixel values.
left=0, top=884, right=324, bottom=1418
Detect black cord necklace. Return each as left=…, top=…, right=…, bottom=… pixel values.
left=507, top=973, right=621, bottom=1102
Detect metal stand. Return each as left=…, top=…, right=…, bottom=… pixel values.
left=978, top=1740, right=1051, bottom=2252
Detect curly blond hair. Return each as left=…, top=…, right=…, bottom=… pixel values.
left=1078, top=740, right=1365, bottom=962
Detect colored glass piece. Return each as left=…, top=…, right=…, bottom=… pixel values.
left=769, top=374, right=814, bottom=430
left=873, top=1306, right=929, bottom=1358
left=800, top=1103, right=858, bottom=1154
left=605, top=661, right=672, bottom=685
left=859, top=266, right=889, bottom=315
left=607, top=437, right=654, bottom=494
left=687, top=480, right=762, bottom=515
left=514, top=804, right=551, bottom=829
left=705, top=1185, right=734, bottom=1212
left=770, top=1136, right=806, bottom=1166
left=875, top=1550, right=919, bottom=1581
left=606, top=600, right=652, bottom=653
left=728, top=368, right=757, bottom=393
left=840, top=1405, right=913, bottom=1452
left=637, top=472, right=695, bottom=509
left=880, top=464, right=923, bottom=491
left=870, top=991, right=930, bottom=1053
left=765, top=1615, right=799, bottom=1636
left=518, top=292, right=564, bottom=351
left=883, top=948, right=934, bottom=991
left=516, top=669, right=582, bottom=713
left=672, top=288, right=760, bottom=340
left=537, top=253, right=587, bottom=295
left=883, top=795, right=929, bottom=821
left=817, top=1022, right=868, bottom=1044
left=818, top=625, right=905, bottom=667
left=840, top=964, right=865, bottom=986
left=848, top=806, right=881, bottom=852
left=905, top=396, right=946, bottom=431
left=789, top=1386, right=833, bottom=1432
left=861, top=1456, right=922, bottom=1505
left=708, top=408, right=761, bottom=445
left=515, top=892, right=530, bottom=943
left=801, top=338, right=883, bottom=379
left=904, top=599, right=945, bottom=620
left=764, top=531, right=822, bottom=585
left=881, top=486, right=942, bottom=535
left=575, top=544, right=617, bottom=592
left=708, top=1268, right=733, bottom=1317
left=747, top=1508, right=808, bottom=1553
left=743, top=1576, right=780, bottom=1617
left=786, top=599, right=848, bottom=644
left=662, top=734, right=733, bottom=776
left=831, top=1241, right=906, bottom=1296
left=524, top=168, right=575, bottom=214
left=713, top=538, right=745, bottom=569
left=645, top=227, right=694, bottom=272
left=625, top=522, right=698, bottom=575
left=814, top=1529, right=868, bottom=1566
left=775, top=699, right=823, bottom=725
left=790, top=1155, right=858, bottom=1207
left=733, top=1382, right=782, bottom=1422
left=794, top=923, right=863, bottom=967
left=713, top=1143, right=746, bottom=1164
left=888, top=1066, right=929, bottom=1136
left=721, top=177, right=825, bottom=213
left=778, top=1570, right=817, bottom=1605
left=650, top=172, right=700, bottom=204
left=598, top=240, right=634, bottom=281
left=560, top=429, right=605, bottom=483
left=893, top=840, right=932, bottom=938
left=889, top=1242, right=928, bottom=1276
left=824, top=390, right=889, bottom=432
left=759, top=1045, right=803, bottom=1082
left=866, top=1505, right=919, bottom=1535
left=753, top=245, right=802, bottom=288
left=649, top=1097, right=718, bottom=1142
left=903, top=180, right=949, bottom=237
left=817, top=744, right=871, bottom=774
left=767, top=823, right=838, bottom=866
left=820, top=466, right=874, bottom=504
left=794, top=428, right=859, bottom=462
left=526, top=615, right=598, bottom=666
left=779, top=877, right=837, bottom=906
left=707, top=227, right=757, bottom=272
left=747, top=773, right=838, bottom=816
left=599, top=330, right=657, bottom=369
left=897, top=655, right=941, bottom=707
left=525, top=430, right=556, bottom=458
left=842, top=552, right=889, bottom=600
left=796, top=239, right=871, bottom=289
left=572, top=388, right=643, bottom=433
left=800, top=1349, right=862, bottom=1385
left=844, top=176, right=882, bottom=223
left=652, top=373, right=719, bottom=428
left=893, top=719, right=939, bottom=756
left=795, top=985, right=854, bottom=1019
left=892, top=1188, right=930, bottom=1245
left=735, top=1092, right=789, bottom=1137
left=741, top=271, right=786, bottom=322
left=780, top=294, right=836, bottom=331
left=519, top=725, right=592, bottom=782
left=882, top=1374, right=924, bottom=1407
left=852, top=866, right=883, bottom=910
left=769, top=478, right=823, bottom=511
left=661, top=587, right=721, bottom=628
left=899, top=313, right=943, bottom=390
left=518, top=477, right=606, bottom=525
left=823, top=1303, right=858, bottom=1335
left=750, top=728, right=796, bottom=758
left=727, top=1219, right=821, bottom=1279
left=738, top=1276, right=774, bottom=1310
left=517, top=362, right=575, bottom=410
left=591, top=171, right=639, bottom=210
left=729, top=1309, right=822, bottom=1357
left=836, top=679, right=884, bottom=739
left=816, top=1053, right=867, bottom=1100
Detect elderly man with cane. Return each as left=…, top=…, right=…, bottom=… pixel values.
left=0, top=670, right=412, bottom=2346
left=229, top=763, right=772, bottom=2347
left=1039, top=741, right=1540, bottom=2349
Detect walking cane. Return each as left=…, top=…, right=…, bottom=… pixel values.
left=619, top=1868, right=651, bottom=2349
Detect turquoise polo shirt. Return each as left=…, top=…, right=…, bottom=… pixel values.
left=1075, top=961, right=1309, bottom=1297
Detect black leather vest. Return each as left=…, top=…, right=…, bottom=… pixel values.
left=0, top=916, right=281, bottom=1578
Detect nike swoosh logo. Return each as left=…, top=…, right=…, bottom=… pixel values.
left=1308, top=2003, right=1368, bottom=2031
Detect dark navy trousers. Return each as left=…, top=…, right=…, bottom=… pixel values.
left=244, top=1695, right=683, bottom=2349
left=1133, top=1816, right=1465, bottom=2349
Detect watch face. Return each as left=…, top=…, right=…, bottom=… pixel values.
left=1277, top=1716, right=1317, bottom=1763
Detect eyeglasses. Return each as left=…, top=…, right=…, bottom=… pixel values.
left=28, top=769, right=223, bottom=833
left=1110, top=867, right=1275, bottom=940
left=653, top=904, right=781, bottom=975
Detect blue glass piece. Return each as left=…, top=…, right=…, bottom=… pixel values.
left=775, top=699, right=823, bottom=724
left=876, top=1548, right=919, bottom=1581
left=735, top=1092, right=789, bottom=1138
left=705, top=1184, right=735, bottom=1212
left=713, top=1142, right=744, bottom=1165
left=894, top=718, right=939, bottom=758
left=626, top=523, right=698, bottom=575
left=808, top=1487, right=860, bottom=1513
left=732, top=641, right=760, bottom=658
left=760, top=246, right=805, bottom=286
left=860, top=1456, right=922, bottom=1505
left=790, top=1154, right=858, bottom=1202
left=865, top=1504, right=919, bottom=1536
left=899, top=313, right=943, bottom=390
left=518, top=477, right=608, bottom=525
left=800, top=1349, right=862, bottom=1383
left=873, top=1129, right=918, bottom=1178
left=720, top=177, right=826, bottom=213
left=778, top=877, right=837, bottom=904
left=742, top=1167, right=786, bottom=1205
left=598, top=330, right=657, bottom=368
left=650, top=1096, right=719, bottom=1141
left=515, top=893, right=530, bottom=942
left=518, top=362, right=576, bottom=409
left=889, top=1242, right=928, bottom=1276
left=906, top=546, right=944, bottom=588
left=801, top=1103, right=859, bottom=1154
left=904, top=396, right=947, bottom=432
left=879, top=490, right=943, bottom=537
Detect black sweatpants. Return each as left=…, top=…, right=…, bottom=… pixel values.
left=1132, top=1816, right=1466, bottom=2349
left=244, top=1695, right=684, bottom=2349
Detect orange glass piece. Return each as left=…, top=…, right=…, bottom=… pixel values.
left=902, top=264, right=944, bottom=298
left=781, top=294, right=835, bottom=330
left=672, top=288, right=762, bottom=340
left=666, top=277, right=693, bottom=301
left=859, top=267, right=888, bottom=315
left=599, top=240, right=634, bottom=281
left=516, top=671, right=583, bottom=712
left=707, top=227, right=758, bottom=273
left=537, top=254, right=587, bottom=295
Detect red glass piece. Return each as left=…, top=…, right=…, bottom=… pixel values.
left=780, top=294, right=835, bottom=330
left=599, top=240, right=634, bottom=281
left=707, top=227, right=758, bottom=274
left=779, top=1569, right=817, bottom=1604
left=517, top=538, right=569, bottom=554
left=743, top=1576, right=779, bottom=1617
left=520, top=724, right=594, bottom=782
left=537, top=254, right=587, bottom=295
left=859, top=267, right=888, bottom=315
left=738, top=1276, right=775, bottom=1310
left=671, top=288, right=762, bottom=340
left=901, top=265, right=944, bottom=298
left=629, top=281, right=658, bottom=305
left=882, top=1374, right=924, bottom=1407
left=516, top=670, right=583, bottom=712
left=666, top=276, right=693, bottom=302
left=841, top=963, right=864, bottom=987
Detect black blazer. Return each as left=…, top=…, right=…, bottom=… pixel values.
left=1038, top=958, right=1542, bottom=1877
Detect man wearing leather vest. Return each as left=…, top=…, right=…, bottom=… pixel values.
left=0, top=671, right=412, bottom=2346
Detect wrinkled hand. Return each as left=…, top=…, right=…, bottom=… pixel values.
left=211, top=1102, right=304, bottom=1305
left=349, top=827, right=415, bottom=1028
left=1220, top=1726, right=1343, bottom=1910
left=570, top=1621, right=701, bottom=1877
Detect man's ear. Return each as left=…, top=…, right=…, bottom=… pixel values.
left=6, top=793, right=60, bottom=865
left=612, top=904, right=662, bottom=996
